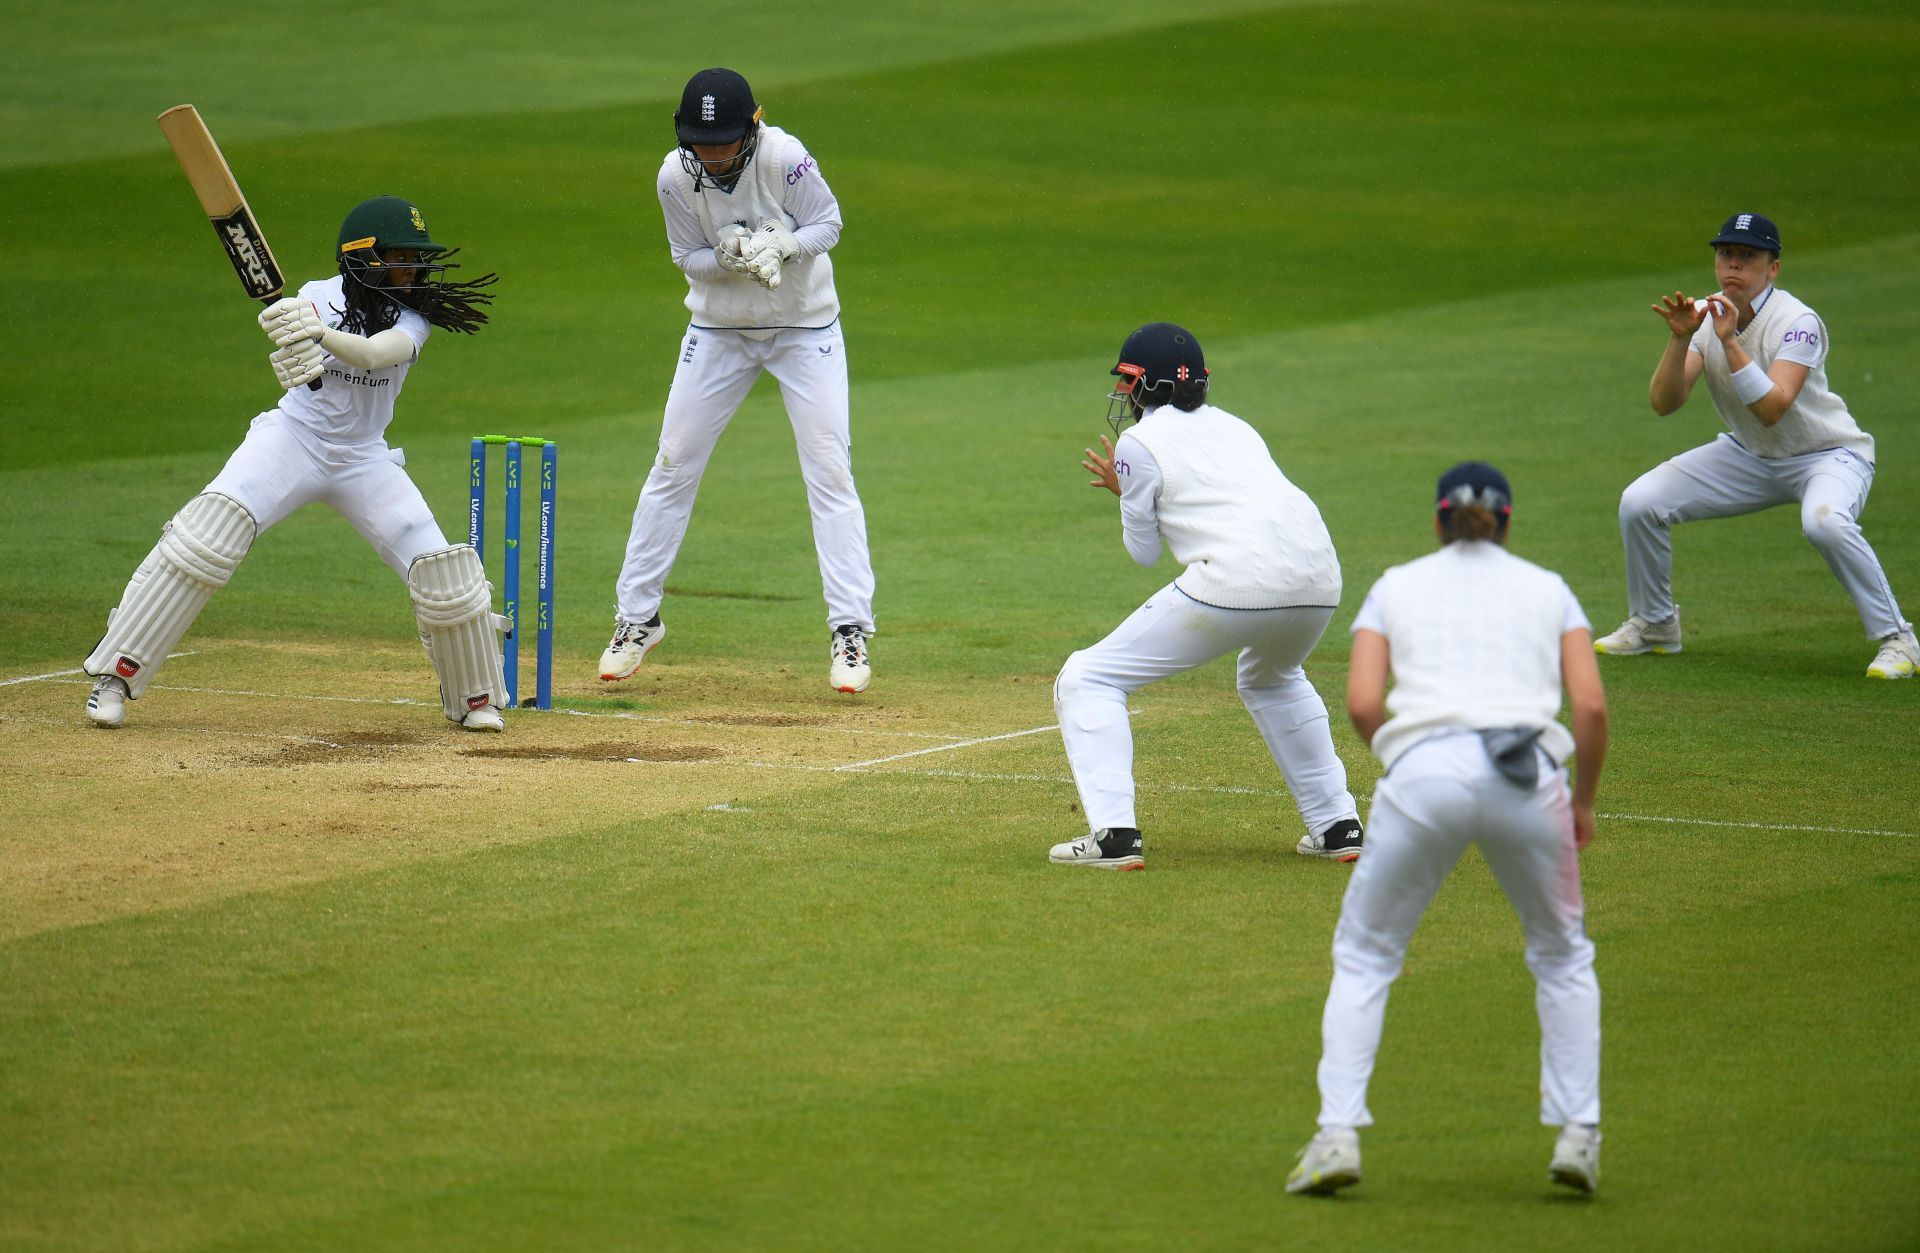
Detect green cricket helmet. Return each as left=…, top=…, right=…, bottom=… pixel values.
left=337, top=195, right=453, bottom=291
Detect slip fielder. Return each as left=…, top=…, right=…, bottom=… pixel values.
left=84, top=196, right=507, bottom=731
left=600, top=67, right=877, bottom=694
left=1595, top=212, right=1917, bottom=679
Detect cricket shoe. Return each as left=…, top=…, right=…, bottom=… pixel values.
left=86, top=675, right=128, bottom=728
left=1594, top=608, right=1682, bottom=656
left=460, top=704, right=505, bottom=732
left=1866, top=629, right=1919, bottom=680
left=599, top=614, right=665, bottom=681
left=1549, top=1124, right=1601, bottom=1194
left=829, top=624, right=871, bottom=693
left=1048, top=827, right=1144, bottom=870
left=1287, top=1128, right=1362, bottom=1196
left=1297, top=817, right=1363, bottom=862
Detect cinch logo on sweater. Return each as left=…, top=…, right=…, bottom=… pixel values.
left=786, top=156, right=816, bottom=185
left=1782, top=329, right=1819, bottom=346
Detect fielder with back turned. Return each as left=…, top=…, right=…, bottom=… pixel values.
left=600, top=68, right=878, bottom=694
left=83, top=197, right=506, bottom=732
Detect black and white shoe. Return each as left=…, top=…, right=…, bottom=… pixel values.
left=599, top=614, right=665, bottom=681
left=1048, top=827, right=1144, bottom=870
left=829, top=624, right=871, bottom=693
left=86, top=674, right=129, bottom=728
left=1297, top=817, right=1363, bottom=862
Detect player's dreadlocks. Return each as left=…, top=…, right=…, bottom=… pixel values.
left=336, top=252, right=498, bottom=336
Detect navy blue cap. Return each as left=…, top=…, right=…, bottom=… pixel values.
left=1436, top=461, right=1512, bottom=520
left=1111, top=322, right=1208, bottom=389
left=1709, top=212, right=1781, bottom=253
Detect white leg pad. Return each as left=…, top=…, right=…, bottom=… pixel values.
left=409, top=545, right=509, bottom=722
left=84, top=492, right=256, bottom=698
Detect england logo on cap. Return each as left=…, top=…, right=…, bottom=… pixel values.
left=701, top=95, right=716, bottom=122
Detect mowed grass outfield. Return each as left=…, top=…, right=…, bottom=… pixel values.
left=3, top=1, right=1918, bottom=1248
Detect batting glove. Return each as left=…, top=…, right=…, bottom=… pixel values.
left=269, top=340, right=326, bottom=390
left=259, top=298, right=326, bottom=347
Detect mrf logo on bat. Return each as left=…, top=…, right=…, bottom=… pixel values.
left=215, top=208, right=280, bottom=299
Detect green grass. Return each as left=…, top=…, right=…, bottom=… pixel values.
left=3, top=1, right=1919, bottom=1249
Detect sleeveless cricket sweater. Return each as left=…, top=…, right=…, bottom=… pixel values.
left=1696, top=286, right=1871, bottom=461
left=666, top=125, right=838, bottom=331
left=1123, top=404, right=1342, bottom=610
left=1363, top=542, right=1581, bottom=772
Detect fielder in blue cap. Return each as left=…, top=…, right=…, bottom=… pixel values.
left=1289, top=459, right=1611, bottom=1198
left=1594, top=213, right=1916, bottom=679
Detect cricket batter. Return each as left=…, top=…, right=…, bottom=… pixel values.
left=1289, top=462, right=1609, bottom=1197
left=1048, top=322, right=1363, bottom=870
left=1595, top=212, right=1916, bottom=679
left=83, top=196, right=508, bottom=731
left=601, top=67, right=876, bottom=694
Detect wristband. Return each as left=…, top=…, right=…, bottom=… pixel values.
left=1732, top=361, right=1773, bottom=406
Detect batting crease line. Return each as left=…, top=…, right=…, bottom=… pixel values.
left=0, top=652, right=197, bottom=688
left=16, top=679, right=968, bottom=742
left=0, top=712, right=343, bottom=748
left=830, top=723, right=1062, bottom=770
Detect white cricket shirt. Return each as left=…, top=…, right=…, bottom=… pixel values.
left=1689, top=285, right=1871, bottom=460
left=1354, top=540, right=1588, bottom=771
left=269, top=275, right=430, bottom=449
left=657, top=124, right=841, bottom=335
left=1115, top=403, right=1342, bottom=609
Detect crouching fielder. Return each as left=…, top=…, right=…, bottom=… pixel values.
left=1048, top=322, right=1361, bottom=870
left=1288, top=462, right=1610, bottom=1198
left=83, top=195, right=507, bottom=732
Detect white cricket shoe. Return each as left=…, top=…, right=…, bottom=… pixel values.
left=1048, top=827, right=1144, bottom=870
left=599, top=614, right=665, bottom=681
left=1287, top=1128, right=1362, bottom=1196
left=1549, top=1124, right=1601, bottom=1194
left=829, top=624, right=871, bottom=693
left=86, top=675, right=128, bottom=728
left=1594, top=608, right=1683, bottom=656
left=460, top=704, right=505, bottom=732
left=1866, top=630, right=1918, bottom=680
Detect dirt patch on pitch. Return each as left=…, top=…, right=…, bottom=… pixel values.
left=697, top=713, right=823, bottom=728
left=244, top=728, right=424, bottom=766
left=458, top=740, right=723, bottom=763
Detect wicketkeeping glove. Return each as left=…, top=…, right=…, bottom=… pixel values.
left=269, top=340, right=326, bottom=390
left=742, top=220, right=800, bottom=290
left=258, top=298, right=326, bottom=347
left=747, top=220, right=800, bottom=263
left=714, top=224, right=755, bottom=275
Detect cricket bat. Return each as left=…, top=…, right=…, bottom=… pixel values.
left=156, top=104, right=321, bottom=389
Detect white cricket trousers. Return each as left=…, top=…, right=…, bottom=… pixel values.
left=1619, top=433, right=1908, bottom=638
left=615, top=322, right=876, bottom=631
left=207, top=412, right=450, bottom=576
left=1315, top=733, right=1600, bottom=1130
left=1053, top=584, right=1356, bottom=836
